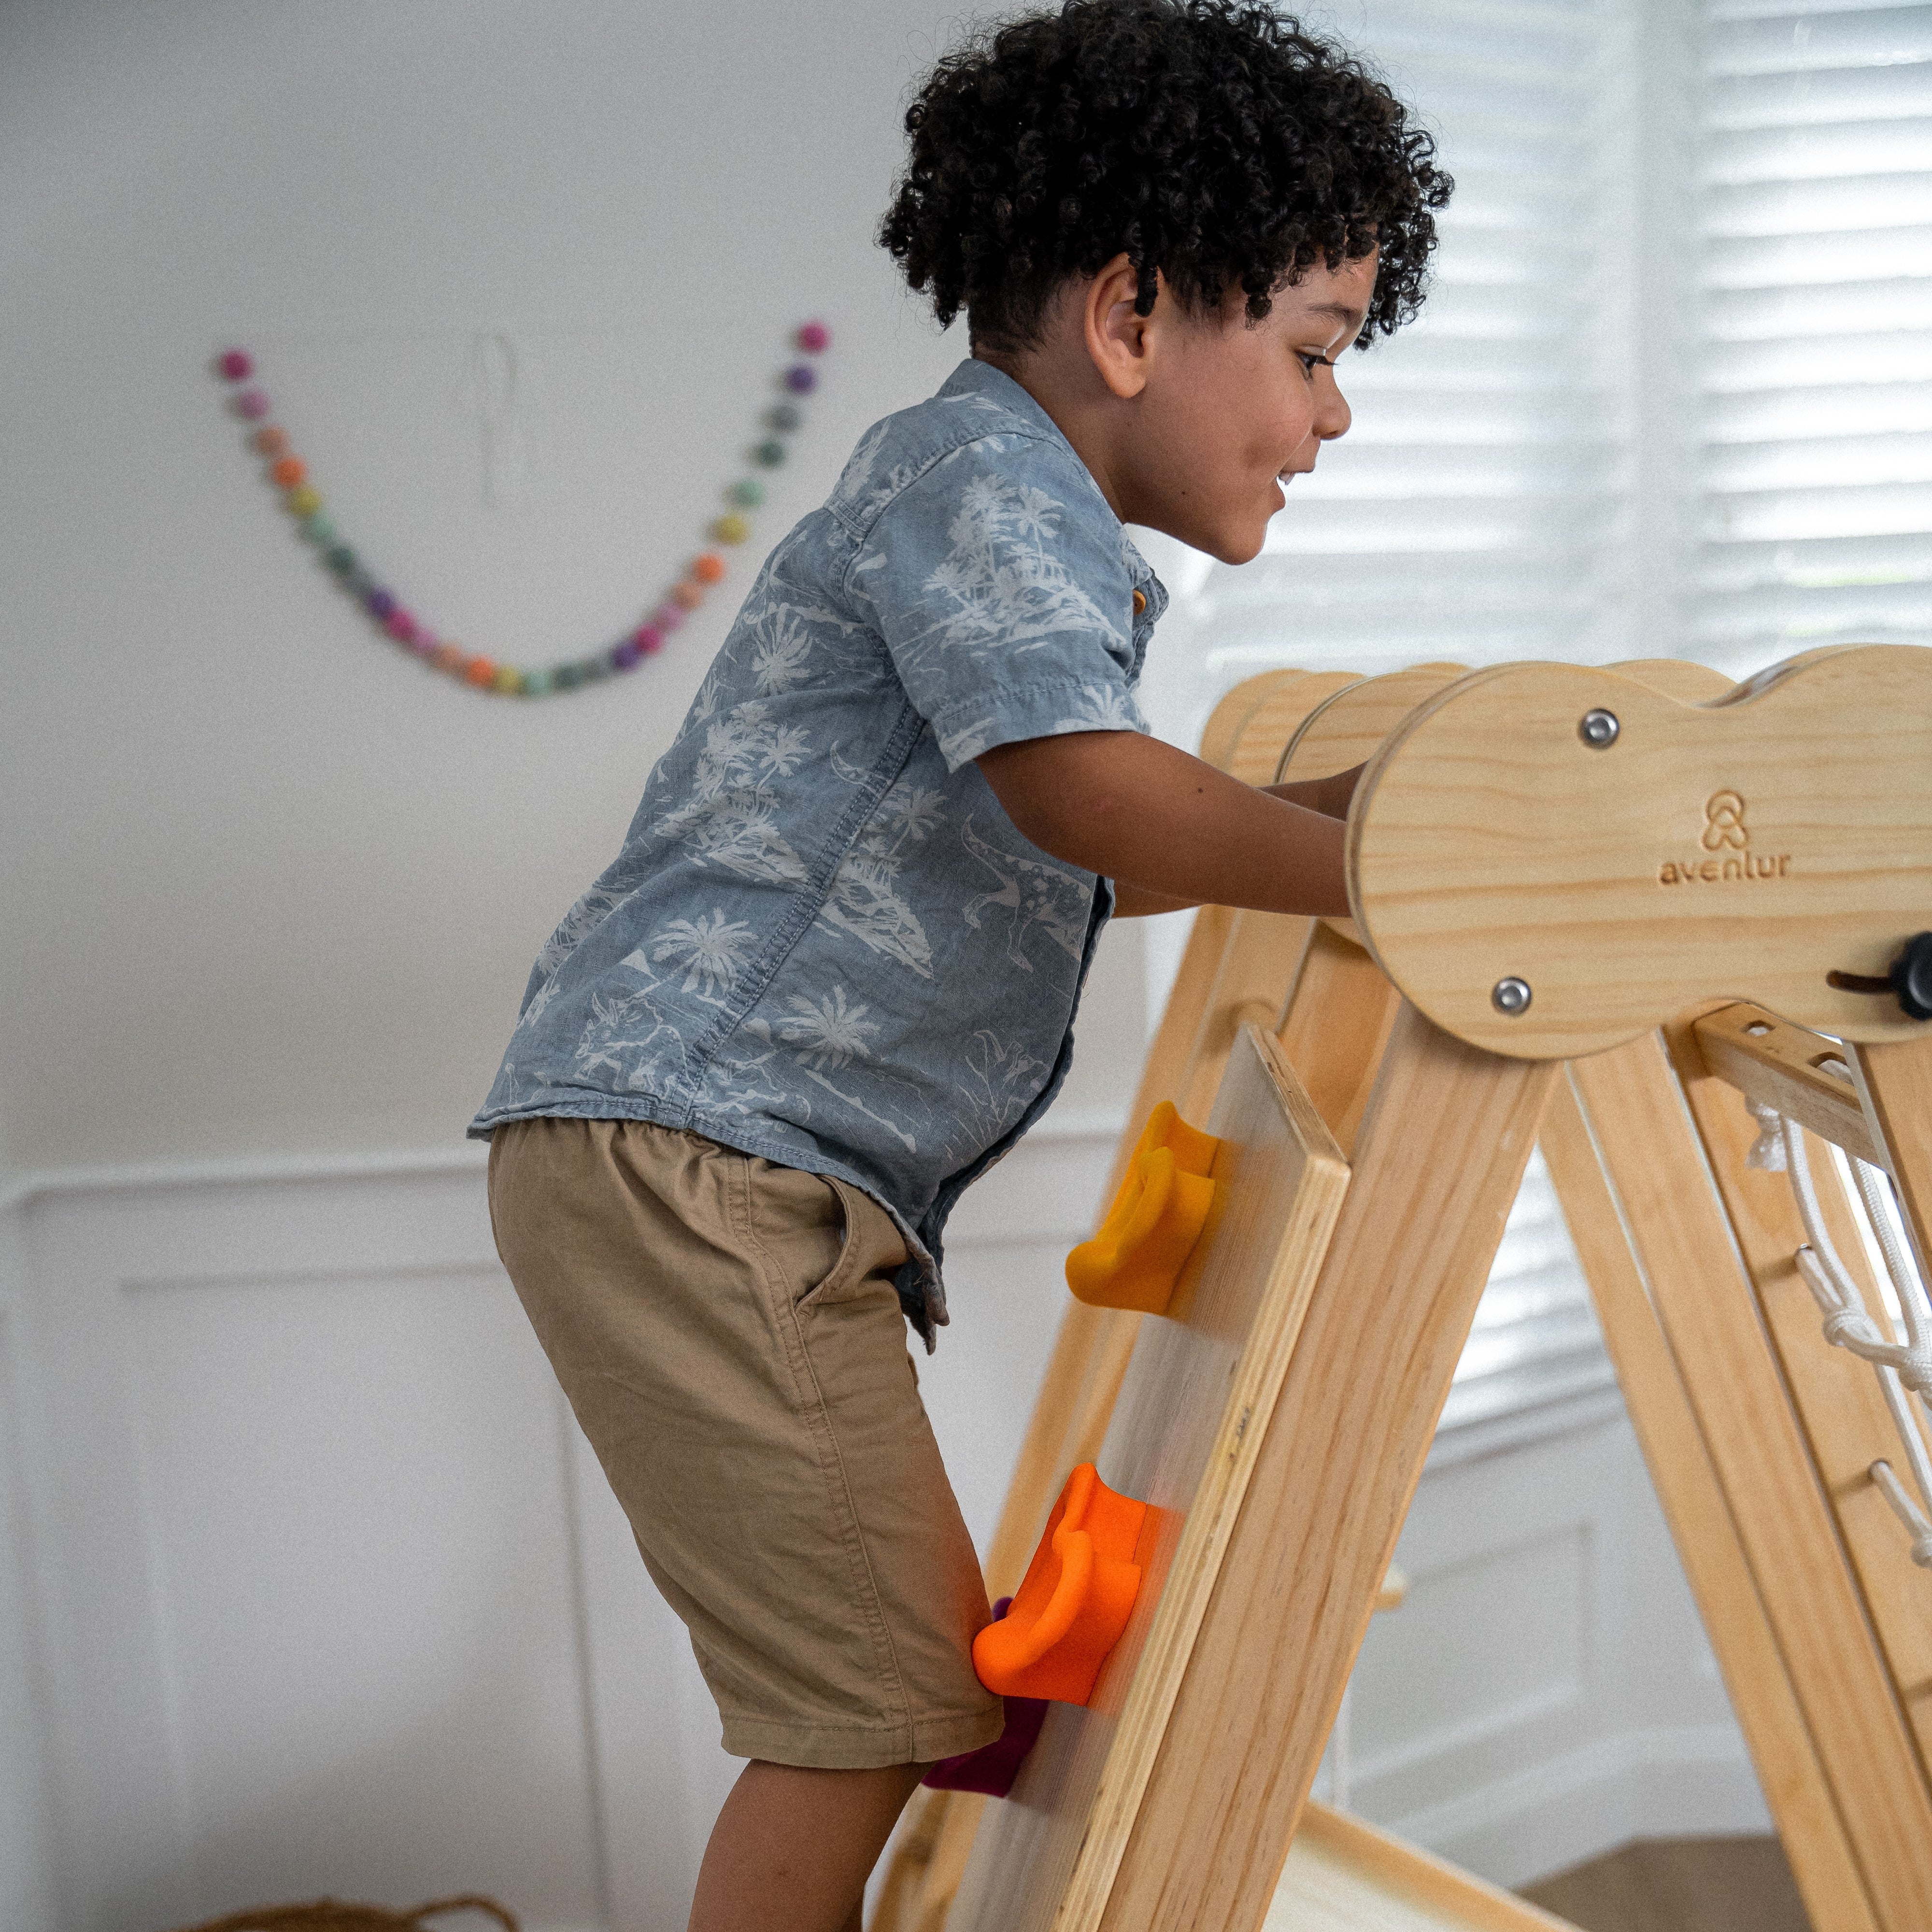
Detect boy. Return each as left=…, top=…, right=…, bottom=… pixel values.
left=474, top=4, right=1449, bottom=1927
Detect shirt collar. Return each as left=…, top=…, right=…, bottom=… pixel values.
left=938, top=359, right=1168, bottom=623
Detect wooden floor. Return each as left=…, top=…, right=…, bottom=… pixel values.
left=1518, top=1836, right=1810, bottom=1932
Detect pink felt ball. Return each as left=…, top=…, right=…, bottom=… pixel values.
left=796, top=321, right=830, bottom=354
left=410, top=632, right=440, bottom=657
left=219, top=349, right=254, bottom=381
left=637, top=625, right=666, bottom=654
left=386, top=610, right=419, bottom=643
left=652, top=602, right=687, bottom=633
left=236, top=388, right=270, bottom=419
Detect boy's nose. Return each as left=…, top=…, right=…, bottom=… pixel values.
left=1315, top=368, right=1352, bottom=441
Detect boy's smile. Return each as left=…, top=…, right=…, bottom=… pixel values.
left=985, top=247, right=1380, bottom=567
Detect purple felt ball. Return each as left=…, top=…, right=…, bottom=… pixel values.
left=784, top=364, right=818, bottom=395
left=611, top=639, right=643, bottom=670
left=236, top=388, right=270, bottom=419
left=366, top=588, right=397, bottom=621
left=219, top=349, right=254, bottom=381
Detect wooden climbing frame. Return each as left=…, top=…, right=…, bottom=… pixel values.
left=873, top=644, right=1932, bottom=1932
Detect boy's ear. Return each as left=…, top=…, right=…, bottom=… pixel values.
left=1082, top=253, right=1158, bottom=400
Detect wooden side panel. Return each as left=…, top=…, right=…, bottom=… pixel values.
left=1567, top=1033, right=1932, bottom=1931
left=1664, top=1020, right=1932, bottom=1774
left=1540, top=1073, right=1883, bottom=1932
left=1348, top=647, right=1932, bottom=1059
left=1226, top=670, right=1363, bottom=786
left=948, top=1030, right=1349, bottom=1932
left=1266, top=1804, right=1582, bottom=1932
left=1100, top=1009, right=1556, bottom=1932
left=1276, top=665, right=1468, bottom=786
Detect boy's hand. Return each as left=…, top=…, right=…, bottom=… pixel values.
left=975, top=732, right=1360, bottom=919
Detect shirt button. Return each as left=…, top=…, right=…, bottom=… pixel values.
left=1132, top=589, right=1147, bottom=616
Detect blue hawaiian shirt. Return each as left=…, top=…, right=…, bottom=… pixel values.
left=469, top=358, right=1167, bottom=1342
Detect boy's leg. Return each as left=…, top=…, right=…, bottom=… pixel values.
left=687, top=1758, right=928, bottom=1932
left=488, top=1119, right=1004, bottom=1924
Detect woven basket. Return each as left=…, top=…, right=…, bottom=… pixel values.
left=169, top=1895, right=517, bottom=1932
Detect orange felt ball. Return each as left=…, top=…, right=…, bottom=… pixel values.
left=692, top=552, right=726, bottom=585
left=255, top=426, right=290, bottom=457
left=465, top=656, right=498, bottom=687
left=270, top=455, right=306, bottom=488
left=672, top=579, right=705, bottom=610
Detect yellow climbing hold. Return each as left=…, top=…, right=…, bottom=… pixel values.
left=1065, top=1101, right=1220, bottom=1315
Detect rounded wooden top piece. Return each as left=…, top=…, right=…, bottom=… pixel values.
left=1348, top=644, right=1932, bottom=1058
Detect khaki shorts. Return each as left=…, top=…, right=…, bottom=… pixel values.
left=487, top=1117, right=1003, bottom=1769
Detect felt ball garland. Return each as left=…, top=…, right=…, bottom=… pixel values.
left=213, top=325, right=831, bottom=696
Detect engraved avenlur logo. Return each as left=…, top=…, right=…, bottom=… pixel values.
left=1657, top=790, right=1791, bottom=885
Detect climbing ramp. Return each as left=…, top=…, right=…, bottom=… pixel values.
left=874, top=644, right=1932, bottom=1932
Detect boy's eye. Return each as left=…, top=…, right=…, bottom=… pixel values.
left=1297, top=352, right=1335, bottom=376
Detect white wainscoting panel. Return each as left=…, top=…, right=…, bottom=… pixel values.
left=0, top=1205, right=60, bottom=1932
left=0, top=1123, right=1764, bottom=1932
left=1339, top=1412, right=1769, bottom=1887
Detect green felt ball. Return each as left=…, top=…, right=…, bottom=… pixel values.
left=326, top=544, right=357, bottom=575
left=728, top=478, right=765, bottom=508
left=303, top=514, right=338, bottom=546
left=753, top=438, right=787, bottom=468
left=524, top=668, right=553, bottom=696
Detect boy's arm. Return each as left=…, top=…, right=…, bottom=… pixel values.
left=975, top=732, right=1364, bottom=919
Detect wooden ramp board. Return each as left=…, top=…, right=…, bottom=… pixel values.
left=947, top=1025, right=1350, bottom=1932
left=1267, top=1805, right=1579, bottom=1932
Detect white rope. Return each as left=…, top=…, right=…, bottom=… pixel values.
left=1871, top=1462, right=1932, bottom=1570
left=1745, top=1099, right=1787, bottom=1172
left=1767, top=1108, right=1932, bottom=1574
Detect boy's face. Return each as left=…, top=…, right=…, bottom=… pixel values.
left=1122, top=249, right=1378, bottom=565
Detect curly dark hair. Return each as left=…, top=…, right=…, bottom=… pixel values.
left=879, top=0, right=1451, bottom=355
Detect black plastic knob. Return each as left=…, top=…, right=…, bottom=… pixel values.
left=1893, top=932, right=1932, bottom=1022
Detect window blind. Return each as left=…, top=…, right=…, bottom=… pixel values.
left=1695, top=0, right=1932, bottom=671
left=1165, top=0, right=1636, bottom=1430
left=1187, top=0, right=1637, bottom=711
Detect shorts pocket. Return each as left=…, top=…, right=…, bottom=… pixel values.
left=801, top=1178, right=915, bottom=1317
left=794, top=1178, right=873, bottom=1313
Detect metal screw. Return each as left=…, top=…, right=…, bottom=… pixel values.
left=1579, top=708, right=1620, bottom=748
left=1492, top=977, right=1533, bottom=1016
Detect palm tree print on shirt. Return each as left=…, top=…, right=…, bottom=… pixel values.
left=651, top=910, right=757, bottom=1001
left=776, top=987, right=917, bottom=1153
left=894, top=472, right=1121, bottom=670
left=651, top=699, right=813, bottom=883
left=816, top=776, right=944, bottom=977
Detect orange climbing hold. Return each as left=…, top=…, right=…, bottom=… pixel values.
left=972, top=1463, right=1147, bottom=1706
left=1064, top=1100, right=1220, bottom=1315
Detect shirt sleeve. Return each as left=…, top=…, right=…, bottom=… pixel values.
left=846, top=436, right=1151, bottom=771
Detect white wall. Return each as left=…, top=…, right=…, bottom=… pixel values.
left=0, top=0, right=1145, bottom=1179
